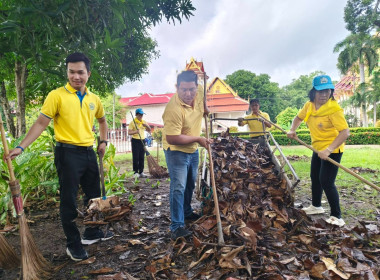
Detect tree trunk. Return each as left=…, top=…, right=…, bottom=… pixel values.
left=0, top=81, right=16, bottom=137
left=359, top=63, right=368, bottom=127
left=15, top=60, right=28, bottom=137
left=374, top=100, right=377, bottom=125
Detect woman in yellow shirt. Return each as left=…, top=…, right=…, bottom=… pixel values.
left=287, top=75, right=350, bottom=227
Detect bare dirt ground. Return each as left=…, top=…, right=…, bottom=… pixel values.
left=1, top=156, right=379, bottom=280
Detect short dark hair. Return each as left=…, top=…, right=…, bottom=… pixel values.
left=308, top=87, right=335, bottom=102
left=66, top=53, right=91, bottom=72
left=250, top=99, right=260, bottom=105
left=177, top=70, right=198, bottom=86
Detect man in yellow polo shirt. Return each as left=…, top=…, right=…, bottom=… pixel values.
left=128, top=108, right=151, bottom=178
left=238, top=99, right=271, bottom=138
left=162, top=70, right=211, bottom=240
left=6, top=53, right=113, bottom=261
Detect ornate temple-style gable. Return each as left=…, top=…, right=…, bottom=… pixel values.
left=335, top=72, right=359, bottom=101
left=206, top=77, right=249, bottom=113
left=207, top=77, right=237, bottom=96
left=185, top=57, right=205, bottom=74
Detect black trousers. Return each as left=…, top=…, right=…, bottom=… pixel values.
left=54, top=146, right=100, bottom=247
left=310, top=152, right=343, bottom=218
left=131, top=138, right=145, bottom=174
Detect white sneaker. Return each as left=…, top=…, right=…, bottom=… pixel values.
left=139, top=172, right=148, bottom=178
left=302, top=205, right=325, bottom=215
left=325, top=216, right=345, bottom=227
left=134, top=173, right=140, bottom=178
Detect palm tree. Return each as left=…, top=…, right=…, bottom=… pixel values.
left=334, top=33, right=379, bottom=126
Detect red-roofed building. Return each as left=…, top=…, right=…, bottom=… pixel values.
left=206, top=77, right=249, bottom=131
left=121, top=93, right=174, bottom=128
left=334, top=73, right=358, bottom=101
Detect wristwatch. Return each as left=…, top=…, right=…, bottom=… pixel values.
left=99, top=140, right=108, bottom=146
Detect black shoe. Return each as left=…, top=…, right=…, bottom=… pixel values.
left=82, top=230, right=114, bottom=245
left=66, top=245, right=88, bottom=261
left=171, top=227, right=192, bottom=240
left=185, top=212, right=201, bottom=222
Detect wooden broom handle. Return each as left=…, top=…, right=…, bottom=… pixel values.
left=258, top=114, right=380, bottom=192
left=204, top=72, right=225, bottom=245
left=0, top=114, right=16, bottom=182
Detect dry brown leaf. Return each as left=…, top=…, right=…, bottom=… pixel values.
left=219, top=245, right=245, bottom=269
left=321, top=257, right=349, bottom=279
left=298, top=234, right=313, bottom=245
left=112, top=244, right=129, bottom=253
left=279, top=257, right=295, bottom=265
left=89, top=267, right=114, bottom=275
left=76, top=256, right=96, bottom=265
left=188, top=248, right=214, bottom=269
left=200, top=218, right=217, bottom=230
left=128, top=239, right=145, bottom=246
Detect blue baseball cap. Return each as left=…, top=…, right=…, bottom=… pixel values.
left=135, top=108, right=145, bottom=115
left=313, top=75, right=334, bottom=90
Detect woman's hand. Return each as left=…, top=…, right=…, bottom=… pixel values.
left=287, top=130, right=297, bottom=139
left=318, top=149, right=331, bottom=160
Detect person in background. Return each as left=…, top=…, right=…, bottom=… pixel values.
left=162, top=70, right=211, bottom=240
left=128, top=108, right=151, bottom=178
left=5, top=52, right=113, bottom=261
left=287, top=75, right=350, bottom=227
left=238, top=99, right=271, bottom=138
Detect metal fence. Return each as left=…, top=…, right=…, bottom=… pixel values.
left=107, top=129, right=130, bottom=153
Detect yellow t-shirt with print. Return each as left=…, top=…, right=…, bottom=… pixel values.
left=128, top=118, right=148, bottom=140
left=162, top=87, right=204, bottom=154
left=242, top=111, right=270, bottom=137
left=41, top=83, right=105, bottom=146
left=298, top=101, right=348, bottom=152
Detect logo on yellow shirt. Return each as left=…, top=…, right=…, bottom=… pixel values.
left=89, top=103, right=95, bottom=110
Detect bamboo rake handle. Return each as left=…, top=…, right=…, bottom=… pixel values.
left=204, top=72, right=225, bottom=245
left=260, top=114, right=380, bottom=192
left=0, top=114, right=16, bottom=182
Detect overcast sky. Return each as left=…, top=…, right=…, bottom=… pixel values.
left=115, top=0, right=350, bottom=97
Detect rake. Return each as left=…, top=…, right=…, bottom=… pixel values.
left=259, top=114, right=380, bottom=192
left=0, top=114, right=52, bottom=279
left=130, top=112, right=168, bottom=178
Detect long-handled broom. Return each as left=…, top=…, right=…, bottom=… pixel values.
left=259, top=114, right=380, bottom=192
left=130, top=111, right=168, bottom=178
left=0, top=114, right=52, bottom=279
left=0, top=233, right=20, bottom=269
left=203, top=72, right=225, bottom=245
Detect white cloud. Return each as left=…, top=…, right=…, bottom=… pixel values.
left=116, top=0, right=350, bottom=97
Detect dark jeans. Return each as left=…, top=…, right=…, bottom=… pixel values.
left=310, top=152, right=343, bottom=218
left=54, top=146, right=101, bottom=247
left=131, top=138, right=145, bottom=174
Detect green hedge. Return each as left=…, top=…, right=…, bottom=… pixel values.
left=223, top=127, right=380, bottom=145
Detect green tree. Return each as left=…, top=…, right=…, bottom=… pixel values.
left=281, top=71, right=325, bottom=110
left=224, top=70, right=282, bottom=120
left=0, top=0, right=195, bottom=137
left=334, top=33, right=379, bottom=126
left=101, top=93, right=126, bottom=129
left=344, top=0, right=380, bottom=33
left=275, top=107, right=307, bottom=130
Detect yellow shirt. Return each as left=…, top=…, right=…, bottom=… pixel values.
left=162, top=88, right=204, bottom=153
left=242, top=111, right=270, bottom=137
left=298, top=101, right=348, bottom=152
left=128, top=118, right=148, bottom=140
left=41, top=83, right=105, bottom=146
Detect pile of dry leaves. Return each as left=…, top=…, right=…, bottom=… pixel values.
left=146, top=136, right=379, bottom=280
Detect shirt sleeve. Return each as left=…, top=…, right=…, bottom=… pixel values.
left=95, top=97, right=105, bottom=119
left=297, top=102, right=309, bottom=120
left=330, top=110, right=349, bottom=131
left=41, top=91, right=59, bottom=119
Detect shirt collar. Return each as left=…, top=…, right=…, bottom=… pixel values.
left=64, top=82, right=90, bottom=95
